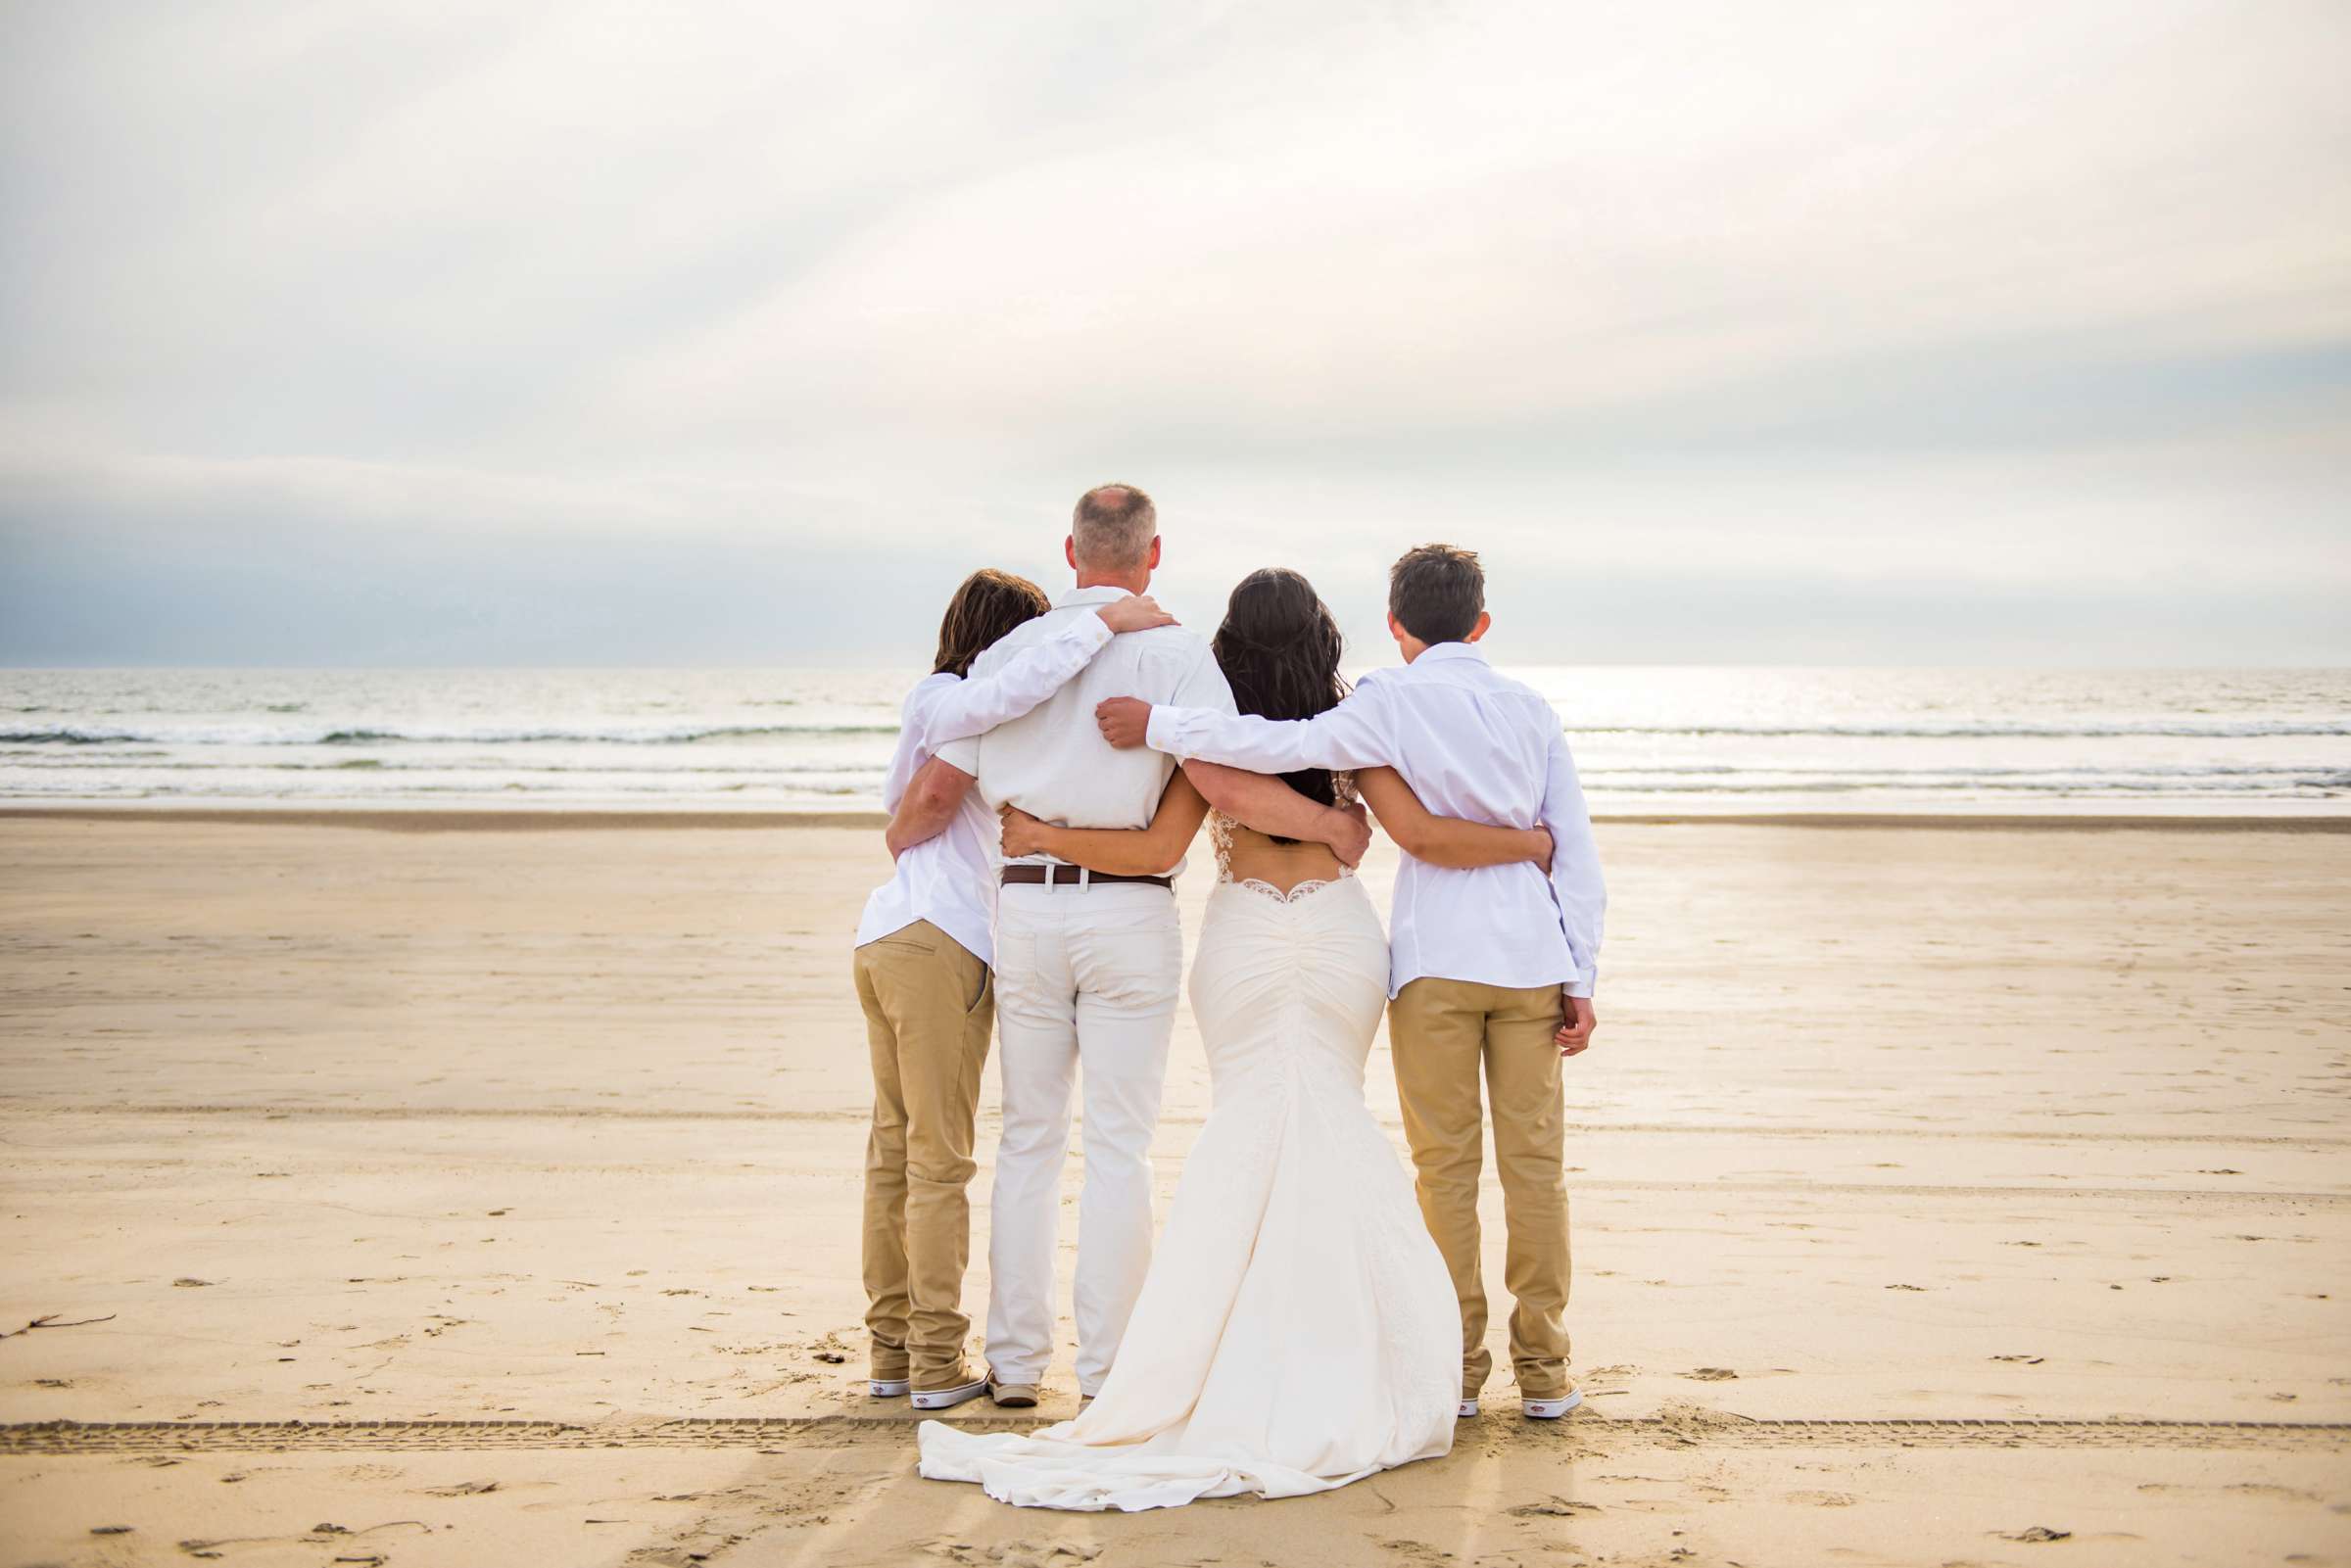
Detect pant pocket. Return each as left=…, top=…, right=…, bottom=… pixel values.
left=867, top=931, right=938, bottom=961
left=989, top=927, right=1044, bottom=1020
left=1079, top=909, right=1182, bottom=1012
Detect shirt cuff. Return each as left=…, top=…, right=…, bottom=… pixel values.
left=1074, top=612, right=1116, bottom=652
left=1144, top=704, right=1192, bottom=756
left=1561, top=973, right=1596, bottom=1000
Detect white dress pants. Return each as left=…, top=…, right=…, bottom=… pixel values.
left=984, top=879, right=1182, bottom=1395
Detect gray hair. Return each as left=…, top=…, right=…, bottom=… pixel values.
left=1071, top=484, right=1158, bottom=571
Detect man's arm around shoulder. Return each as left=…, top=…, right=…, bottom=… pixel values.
left=913, top=611, right=1122, bottom=751
left=1181, top=761, right=1373, bottom=868
left=1098, top=679, right=1395, bottom=772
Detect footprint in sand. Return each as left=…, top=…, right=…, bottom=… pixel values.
left=1506, top=1497, right=1601, bottom=1517
left=926, top=1544, right=1104, bottom=1567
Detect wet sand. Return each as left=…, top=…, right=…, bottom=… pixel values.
left=1, top=815, right=2346, bottom=1566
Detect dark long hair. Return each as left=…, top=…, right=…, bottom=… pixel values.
left=1212, top=568, right=1349, bottom=826
left=934, top=569, right=1051, bottom=678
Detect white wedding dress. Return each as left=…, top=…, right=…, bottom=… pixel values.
left=918, top=800, right=1461, bottom=1511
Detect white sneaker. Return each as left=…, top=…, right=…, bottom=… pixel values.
left=1522, top=1389, right=1584, bottom=1420
left=869, top=1378, right=910, bottom=1399
left=1458, top=1399, right=1480, bottom=1418
left=911, top=1376, right=989, bottom=1411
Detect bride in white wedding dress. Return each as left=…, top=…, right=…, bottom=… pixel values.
left=917, top=569, right=1556, bottom=1512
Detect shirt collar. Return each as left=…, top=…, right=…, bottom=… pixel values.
left=1054, top=584, right=1133, bottom=608
left=1414, top=641, right=1489, bottom=666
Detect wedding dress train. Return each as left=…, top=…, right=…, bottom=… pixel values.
left=918, top=841, right=1459, bottom=1511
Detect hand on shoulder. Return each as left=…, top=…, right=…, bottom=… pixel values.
left=1325, top=801, right=1372, bottom=869
left=1097, top=594, right=1177, bottom=635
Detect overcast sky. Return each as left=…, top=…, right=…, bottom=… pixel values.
left=3, top=0, right=2346, bottom=667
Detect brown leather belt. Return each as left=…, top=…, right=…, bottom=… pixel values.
left=1001, top=864, right=1173, bottom=890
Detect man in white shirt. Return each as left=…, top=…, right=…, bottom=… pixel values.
left=1094, top=543, right=1605, bottom=1421
left=889, top=485, right=1368, bottom=1406
left=853, top=576, right=1174, bottom=1413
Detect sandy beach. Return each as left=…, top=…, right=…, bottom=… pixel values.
left=2, top=812, right=2346, bottom=1567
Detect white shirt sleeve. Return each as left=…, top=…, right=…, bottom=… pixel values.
left=1169, top=641, right=1240, bottom=718
left=913, top=612, right=1112, bottom=752
left=1538, top=730, right=1606, bottom=998
left=1145, top=680, right=1393, bottom=771
left=933, top=733, right=979, bottom=774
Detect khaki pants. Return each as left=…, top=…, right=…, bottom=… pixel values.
left=1388, top=976, right=1571, bottom=1401
left=854, top=921, right=993, bottom=1389
left=984, top=881, right=1182, bottom=1395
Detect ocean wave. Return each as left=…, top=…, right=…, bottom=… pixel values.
left=6, top=716, right=2348, bottom=746
left=1563, top=721, right=2351, bottom=739
left=1607, top=777, right=2348, bottom=795
left=7, top=758, right=2338, bottom=790
left=0, top=756, right=890, bottom=778
left=0, top=722, right=899, bottom=746
left=1578, top=762, right=2351, bottom=780
left=0, top=778, right=879, bottom=801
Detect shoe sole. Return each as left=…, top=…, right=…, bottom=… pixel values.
left=869, top=1379, right=910, bottom=1399
left=910, top=1379, right=989, bottom=1411
left=989, top=1389, right=1039, bottom=1408
left=1522, top=1390, right=1584, bottom=1420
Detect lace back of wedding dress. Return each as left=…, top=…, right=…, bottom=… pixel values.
left=1211, top=771, right=1357, bottom=905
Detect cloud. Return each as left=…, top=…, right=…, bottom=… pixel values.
left=2, top=0, right=2347, bottom=664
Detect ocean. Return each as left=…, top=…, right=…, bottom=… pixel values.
left=2, top=666, right=2345, bottom=815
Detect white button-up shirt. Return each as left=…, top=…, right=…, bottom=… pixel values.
left=855, top=610, right=1118, bottom=964
left=935, top=585, right=1236, bottom=873
left=1145, top=641, right=1604, bottom=998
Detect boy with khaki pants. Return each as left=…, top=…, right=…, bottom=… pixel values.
left=1098, top=543, right=1605, bottom=1418
left=1386, top=978, right=1576, bottom=1412
left=851, top=924, right=995, bottom=1401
